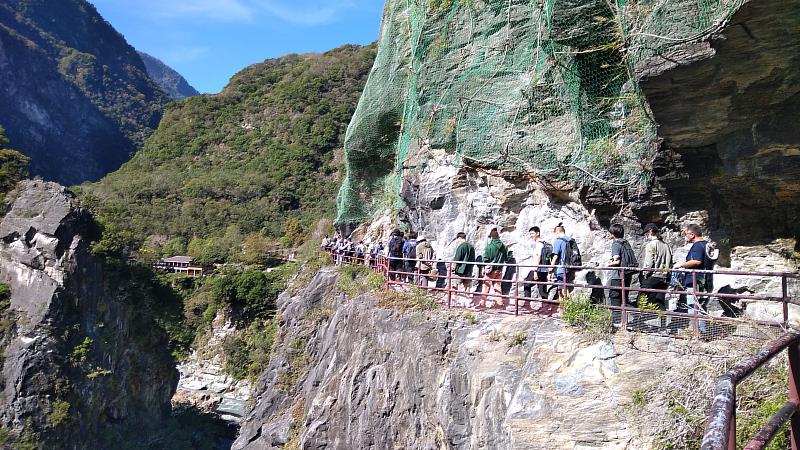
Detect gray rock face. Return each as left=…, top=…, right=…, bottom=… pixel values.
left=0, top=180, right=177, bottom=448
left=177, top=310, right=252, bottom=421
left=234, top=268, right=726, bottom=449
left=638, top=0, right=800, bottom=245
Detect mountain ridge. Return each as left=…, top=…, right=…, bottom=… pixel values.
left=138, top=51, right=200, bottom=100
left=0, top=0, right=168, bottom=185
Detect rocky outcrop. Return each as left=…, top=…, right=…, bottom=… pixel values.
left=638, top=0, right=800, bottom=246
left=0, top=0, right=168, bottom=184
left=138, top=51, right=200, bottom=100
left=177, top=311, right=252, bottom=422
left=0, top=181, right=177, bottom=448
left=234, top=267, right=748, bottom=450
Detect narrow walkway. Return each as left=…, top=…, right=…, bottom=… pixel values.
left=328, top=250, right=799, bottom=341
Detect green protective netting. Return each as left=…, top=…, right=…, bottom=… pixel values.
left=337, top=0, right=746, bottom=224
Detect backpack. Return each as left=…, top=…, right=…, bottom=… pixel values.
left=406, top=242, right=417, bottom=260
left=539, top=241, right=553, bottom=272
left=618, top=239, right=639, bottom=276
left=389, top=237, right=404, bottom=257
left=559, top=237, right=582, bottom=267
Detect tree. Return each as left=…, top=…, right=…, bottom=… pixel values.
left=0, top=127, right=29, bottom=193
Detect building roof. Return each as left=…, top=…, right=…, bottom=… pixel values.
left=161, top=256, right=193, bottom=264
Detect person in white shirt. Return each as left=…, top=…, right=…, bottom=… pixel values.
left=522, top=226, right=549, bottom=300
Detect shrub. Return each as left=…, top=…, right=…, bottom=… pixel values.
left=47, top=400, right=71, bottom=426
left=507, top=331, right=527, bottom=348
left=463, top=311, right=479, bottom=325
left=71, top=337, right=93, bottom=365
left=336, top=264, right=383, bottom=297
left=223, top=318, right=279, bottom=382
left=561, top=293, right=612, bottom=338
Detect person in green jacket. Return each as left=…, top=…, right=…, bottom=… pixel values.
left=479, top=227, right=508, bottom=308
left=451, top=232, right=475, bottom=294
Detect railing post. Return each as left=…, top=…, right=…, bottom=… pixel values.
left=783, top=274, right=790, bottom=329
left=620, top=271, right=628, bottom=329
left=729, top=403, right=737, bottom=450
left=692, top=271, right=700, bottom=335
left=447, top=263, right=453, bottom=309
left=514, top=263, right=520, bottom=317
left=789, top=341, right=800, bottom=450
left=384, top=256, right=390, bottom=291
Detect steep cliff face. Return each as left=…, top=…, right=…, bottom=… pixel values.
left=0, top=181, right=177, bottom=448
left=0, top=0, right=168, bottom=184
left=337, top=0, right=799, bottom=262
left=234, top=268, right=745, bottom=450
left=138, top=51, right=200, bottom=100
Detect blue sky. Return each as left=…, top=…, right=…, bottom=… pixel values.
left=91, top=0, right=385, bottom=93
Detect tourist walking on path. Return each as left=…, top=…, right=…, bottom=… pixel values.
left=551, top=223, right=580, bottom=301
left=480, top=227, right=508, bottom=308
left=673, top=224, right=717, bottom=333
left=416, top=236, right=434, bottom=286
left=387, top=229, right=405, bottom=281
left=451, top=232, right=475, bottom=295
left=523, top=226, right=550, bottom=301
left=607, top=223, right=637, bottom=325
left=640, top=223, right=672, bottom=310
left=403, top=232, right=418, bottom=283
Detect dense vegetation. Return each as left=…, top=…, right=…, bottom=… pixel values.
left=81, top=44, right=376, bottom=264
left=0, top=128, right=29, bottom=198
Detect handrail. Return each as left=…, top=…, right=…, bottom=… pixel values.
left=325, top=247, right=797, bottom=333
left=328, top=247, right=800, bottom=448
left=701, top=331, right=800, bottom=450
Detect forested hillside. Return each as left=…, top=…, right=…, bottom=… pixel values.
left=0, top=0, right=168, bottom=184
left=81, top=44, right=377, bottom=263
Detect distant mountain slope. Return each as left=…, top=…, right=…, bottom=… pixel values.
left=0, top=0, right=168, bottom=185
left=82, top=44, right=377, bottom=262
left=138, top=51, right=200, bottom=100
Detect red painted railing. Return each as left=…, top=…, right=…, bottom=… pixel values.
left=325, top=248, right=798, bottom=334
left=327, top=247, right=800, bottom=448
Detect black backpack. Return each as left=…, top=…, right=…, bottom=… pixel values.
left=539, top=241, right=553, bottom=272
left=559, top=237, right=582, bottom=267
left=389, top=237, right=404, bottom=257
left=618, top=239, right=639, bottom=276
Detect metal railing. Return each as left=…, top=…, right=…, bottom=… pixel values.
left=328, top=246, right=800, bottom=447
left=324, top=248, right=798, bottom=338
left=701, top=331, right=800, bottom=450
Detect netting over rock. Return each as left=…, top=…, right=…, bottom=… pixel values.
left=337, top=0, right=746, bottom=224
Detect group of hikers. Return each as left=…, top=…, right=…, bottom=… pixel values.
left=322, top=222, right=719, bottom=326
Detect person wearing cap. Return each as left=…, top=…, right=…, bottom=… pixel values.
left=640, top=223, right=673, bottom=312
left=480, top=227, right=508, bottom=308
left=415, top=235, right=435, bottom=286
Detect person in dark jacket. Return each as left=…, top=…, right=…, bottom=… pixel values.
left=479, top=227, right=508, bottom=308
left=386, top=229, right=405, bottom=281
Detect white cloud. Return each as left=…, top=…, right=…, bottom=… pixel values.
left=93, top=0, right=256, bottom=22
left=254, top=0, right=357, bottom=26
